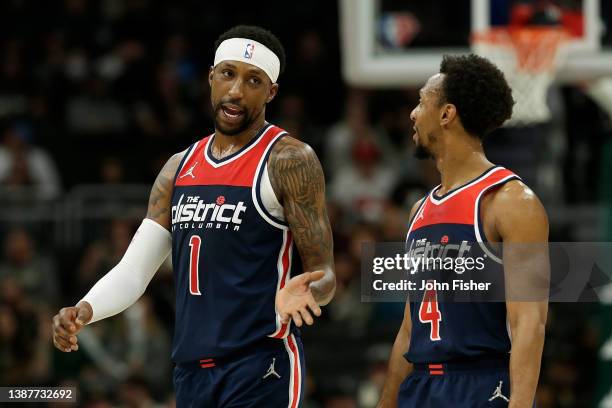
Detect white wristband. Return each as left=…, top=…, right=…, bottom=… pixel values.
left=81, top=218, right=172, bottom=323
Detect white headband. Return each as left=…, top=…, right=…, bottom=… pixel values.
left=213, top=38, right=280, bottom=83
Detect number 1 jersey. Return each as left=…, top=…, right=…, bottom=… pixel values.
left=170, top=124, right=294, bottom=363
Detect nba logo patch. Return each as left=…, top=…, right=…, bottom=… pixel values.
left=244, top=43, right=255, bottom=59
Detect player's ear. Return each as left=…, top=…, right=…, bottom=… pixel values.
left=208, top=66, right=214, bottom=86
left=440, top=104, right=457, bottom=128
left=266, top=82, right=279, bottom=104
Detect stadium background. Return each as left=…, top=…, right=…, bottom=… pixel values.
left=0, top=0, right=611, bottom=407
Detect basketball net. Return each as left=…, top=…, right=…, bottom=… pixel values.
left=472, top=27, right=569, bottom=127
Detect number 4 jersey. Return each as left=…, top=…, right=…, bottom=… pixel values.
left=404, top=166, right=520, bottom=364
left=170, top=124, right=294, bottom=363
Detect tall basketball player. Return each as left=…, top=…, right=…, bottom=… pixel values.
left=377, top=55, right=548, bottom=407
left=52, top=25, right=335, bottom=407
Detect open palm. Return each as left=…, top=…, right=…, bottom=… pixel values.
left=275, top=271, right=324, bottom=327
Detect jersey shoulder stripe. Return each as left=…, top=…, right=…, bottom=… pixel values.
left=410, top=167, right=520, bottom=231
left=253, top=132, right=289, bottom=228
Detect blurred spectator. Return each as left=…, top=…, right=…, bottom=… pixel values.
left=357, top=344, right=391, bottom=407
left=0, top=122, right=62, bottom=200
left=162, top=33, right=197, bottom=84
left=328, top=253, right=370, bottom=332
left=274, top=93, right=324, bottom=157
left=329, top=137, right=397, bottom=222
left=77, top=296, right=171, bottom=390
left=0, top=278, right=51, bottom=385
left=302, top=373, right=323, bottom=408
left=389, top=160, right=439, bottom=212
left=0, top=304, right=20, bottom=383
left=0, top=227, right=59, bottom=305
left=324, top=89, right=400, bottom=179
left=66, top=76, right=128, bottom=134
left=289, top=29, right=344, bottom=125
left=99, top=156, right=126, bottom=184
left=535, top=383, right=556, bottom=408
left=118, top=375, right=164, bottom=408
left=77, top=219, right=134, bottom=293
left=324, top=89, right=371, bottom=177
left=132, top=61, right=195, bottom=142
left=370, top=92, right=423, bottom=179
left=124, top=296, right=172, bottom=389
left=0, top=39, right=28, bottom=117
left=96, top=40, right=147, bottom=85
left=380, top=205, right=410, bottom=241
left=323, top=394, right=358, bottom=408
left=328, top=225, right=380, bottom=334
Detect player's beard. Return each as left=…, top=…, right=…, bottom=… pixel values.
left=213, top=102, right=254, bottom=136
left=414, top=144, right=433, bottom=160
left=413, top=129, right=436, bottom=160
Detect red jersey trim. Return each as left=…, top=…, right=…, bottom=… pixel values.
left=175, top=125, right=286, bottom=187
left=409, top=167, right=519, bottom=232
left=429, top=166, right=503, bottom=205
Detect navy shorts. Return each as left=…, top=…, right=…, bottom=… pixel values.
left=399, top=356, right=520, bottom=408
left=173, top=334, right=305, bottom=408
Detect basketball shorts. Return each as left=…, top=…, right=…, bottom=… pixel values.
left=398, top=355, right=532, bottom=407
left=173, top=334, right=304, bottom=408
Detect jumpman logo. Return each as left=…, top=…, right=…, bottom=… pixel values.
left=262, top=358, right=281, bottom=379
left=180, top=162, right=198, bottom=179
left=488, top=380, right=510, bottom=402
left=417, top=208, right=425, bottom=220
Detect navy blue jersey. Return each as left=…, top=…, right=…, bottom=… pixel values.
left=405, top=166, right=521, bottom=363
left=170, top=124, right=295, bottom=363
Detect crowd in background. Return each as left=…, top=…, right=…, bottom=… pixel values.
left=0, top=1, right=611, bottom=407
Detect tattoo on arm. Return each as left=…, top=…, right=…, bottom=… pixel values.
left=268, top=137, right=335, bottom=301
left=146, top=152, right=184, bottom=230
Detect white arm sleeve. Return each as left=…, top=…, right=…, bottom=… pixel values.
left=81, top=218, right=172, bottom=323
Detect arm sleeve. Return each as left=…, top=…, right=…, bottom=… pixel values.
left=81, top=218, right=172, bottom=323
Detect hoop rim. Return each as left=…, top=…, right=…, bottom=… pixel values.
left=471, top=26, right=571, bottom=73
left=471, top=26, right=571, bottom=45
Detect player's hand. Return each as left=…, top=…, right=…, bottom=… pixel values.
left=276, top=271, right=324, bottom=327
left=52, top=301, right=93, bottom=352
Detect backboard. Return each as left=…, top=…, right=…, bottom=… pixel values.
left=340, top=0, right=612, bottom=87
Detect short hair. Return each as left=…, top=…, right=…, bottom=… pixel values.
left=439, top=54, right=514, bottom=138
left=214, top=25, right=286, bottom=77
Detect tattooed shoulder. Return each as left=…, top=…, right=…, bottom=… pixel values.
left=267, top=136, right=324, bottom=204
left=268, top=136, right=332, bottom=270
left=146, top=150, right=186, bottom=230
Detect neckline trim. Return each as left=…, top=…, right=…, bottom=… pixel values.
left=205, top=123, right=273, bottom=168
left=430, top=166, right=502, bottom=205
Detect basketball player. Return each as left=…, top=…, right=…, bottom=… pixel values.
left=377, top=54, right=548, bottom=407
left=52, top=25, right=335, bottom=407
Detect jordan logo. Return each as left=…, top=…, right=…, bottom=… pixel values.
left=180, top=162, right=198, bottom=179
left=488, top=380, right=509, bottom=402
left=262, top=358, right=281, bottom=379
left=417, top=207, right=425, bottom=220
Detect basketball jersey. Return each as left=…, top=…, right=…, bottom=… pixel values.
left=404, top=166, right=521, bottom=363
left=170, top=123, right=295, bottom=363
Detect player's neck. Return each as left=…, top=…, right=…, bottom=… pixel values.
left=435, top=133, right=493, bottom=195
left=213, top=115, right=267, bottom=157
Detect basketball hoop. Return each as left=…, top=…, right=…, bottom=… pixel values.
left=472, top=27, right=570, bottom=127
